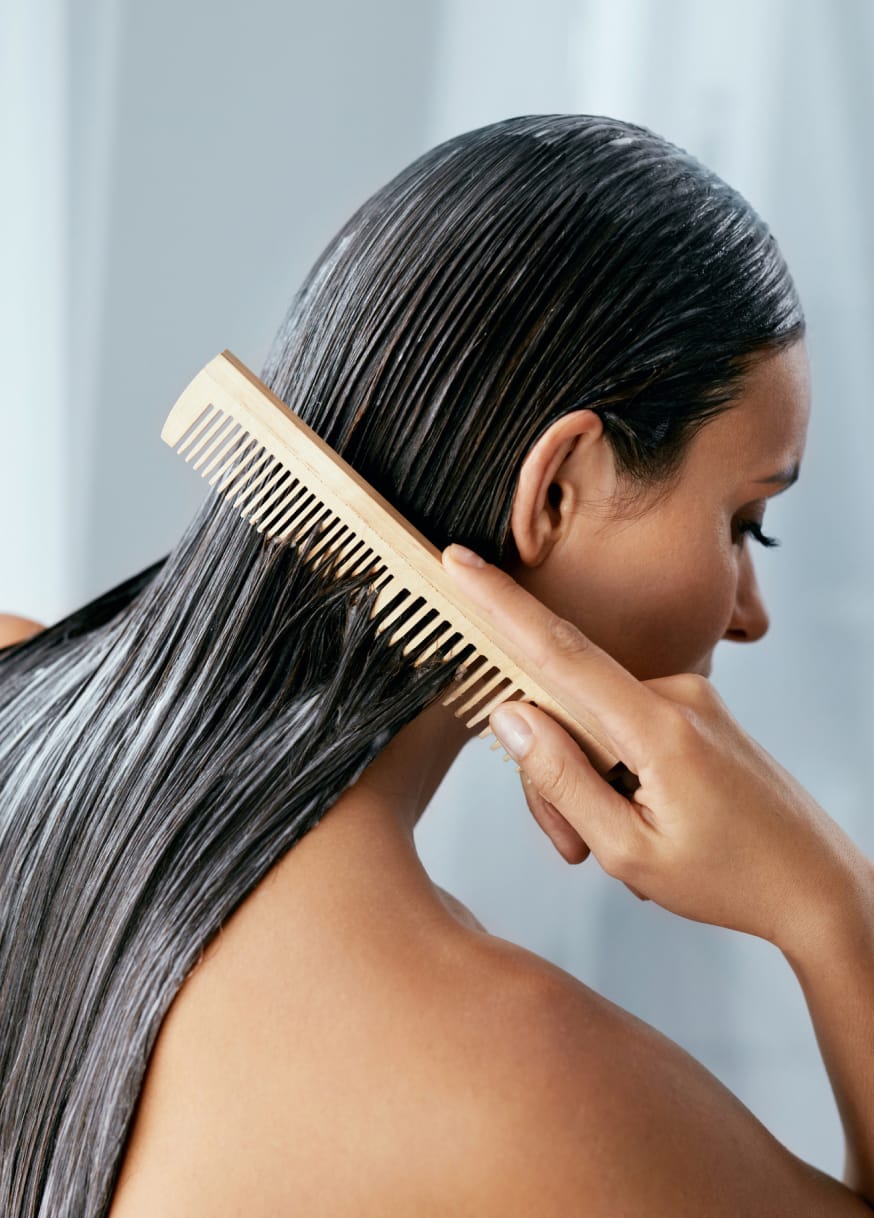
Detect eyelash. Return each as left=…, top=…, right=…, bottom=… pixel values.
left=737, top=518, right=781, bottom=548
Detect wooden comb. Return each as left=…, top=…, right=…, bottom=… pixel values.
left=160, top=351, right=624, bottom=780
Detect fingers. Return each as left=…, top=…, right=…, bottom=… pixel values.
left=521, top=772, right=592, bottom=864
left=441, top=543, right=658, bottom=767
left=490, top=699, right=644, bottom=873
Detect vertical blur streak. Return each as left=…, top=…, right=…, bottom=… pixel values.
left=68, top=0, right=125, bottom=596
left=0, top=0, right=70, bottom=622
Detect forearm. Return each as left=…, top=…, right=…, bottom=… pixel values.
left=778, top=850, right=874, bottom=1208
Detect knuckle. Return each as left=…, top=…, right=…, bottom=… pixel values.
left=658, top=702, right=705, bottom=761
left=544, top=614, right=591, bottom=661
left=535, top=749, right=574, bottom=806
left=598, top=836, right=631, bottom=880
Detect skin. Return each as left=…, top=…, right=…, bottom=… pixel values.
left=12, top=340, right=818, bottom=1215
left=347, top=337, right=811, bottom=864
left=503, top=342, right=809, bottom=681
left=0, top=613, right=45, bottom=647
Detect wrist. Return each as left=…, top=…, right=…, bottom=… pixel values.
left=777, top=850, right=874, bottom=975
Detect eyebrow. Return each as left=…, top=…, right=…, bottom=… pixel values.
left=754, top=461, right=801, bottom=492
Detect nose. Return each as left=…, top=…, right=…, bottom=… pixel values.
left=722, top=547, right=770, bottom=644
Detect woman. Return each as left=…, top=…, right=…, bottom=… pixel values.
left=1, top=114, right=868, bottom=1215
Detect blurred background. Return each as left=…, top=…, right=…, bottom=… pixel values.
left=3, top=0, right=872, bottom=1179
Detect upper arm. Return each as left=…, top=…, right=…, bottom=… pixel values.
left=460, top=966, right=871, bottom=1217
left=0, top=613, right=45, bottom=647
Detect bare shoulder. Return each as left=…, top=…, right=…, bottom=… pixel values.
left=0, top=613, right=45, bottom=647
left=445, top=937, right=856, bottom=1217
left=432, top=883, right=488, bottom=931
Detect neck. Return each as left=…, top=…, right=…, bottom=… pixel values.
left=351, top=696, right=476, bottom=843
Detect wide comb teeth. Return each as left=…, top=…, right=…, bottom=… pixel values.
left=170, top=403, right=527, bottom=764
left=163, top=356, right=624, bottom=780
left=367, top=586, right=527, bottom=750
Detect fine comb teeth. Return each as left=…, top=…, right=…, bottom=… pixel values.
left=160, top=350, right=622, bottom=778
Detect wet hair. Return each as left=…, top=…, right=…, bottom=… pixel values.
left=0, top=114, right=804, bottom=1214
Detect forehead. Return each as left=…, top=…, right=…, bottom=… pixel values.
left=687, top=340, right=811, bottom=480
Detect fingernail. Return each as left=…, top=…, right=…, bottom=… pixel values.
left=444, top=543, right=485, bottom=568
left=491, top=707, right=533, bottom=759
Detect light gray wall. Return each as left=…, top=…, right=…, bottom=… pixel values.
left=1, top=0, right=69, bottom=622
left=68, top=0, right=442, bottom=604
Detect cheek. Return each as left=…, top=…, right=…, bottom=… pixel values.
left=528, top=530, right=737, bottom=679
left=626, top=562, right=731, bottom=676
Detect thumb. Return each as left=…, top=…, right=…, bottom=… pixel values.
left=490, top=701, right=641, bottom=871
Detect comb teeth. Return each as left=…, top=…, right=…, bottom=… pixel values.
left=308, top=516, right=350, bottom=564
left=258, top=480, right=307, bottom=535
left=250, top=470, right=298, bottom=527
left=177, top=405, right=225, bottom=460
left=170, top=402, right=394, bottom=605
left=271, top=489, right=318, bottom=540
left=170, top=403, right=522, bottom=762
left=334, top=537, right=368, bottom=578
left=440, top=654, right=489, bottom=706
left=387, top=600, right=435, bottom=649
left=372, top=589, right=414, bottom=636
left=227, top=450, right=275, bottom=511
left=278, top=497, right=325, bottom=543
left=191, top=419, right=240, bottom=474
left=408, top=626, right=463, bottom=669
left=455, top=669, right=505, bottom=717
left=162, top=353, right=625, bottom=782
left=236, top=459, right=289, bottom=516
left=212, top=437, right=263, bottom=497
left=199, top=422, right=249, bottom=481
left=315, top=530, right=363, bottom=577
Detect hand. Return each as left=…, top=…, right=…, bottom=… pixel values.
left=441, top=543, right=867, bottom=953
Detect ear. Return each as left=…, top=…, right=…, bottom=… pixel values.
left=509, top=409, right=610, bottom=567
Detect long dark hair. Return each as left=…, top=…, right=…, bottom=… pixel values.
left=0, top=114, right=804, bottom=1215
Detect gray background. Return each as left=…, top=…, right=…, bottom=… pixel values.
left=3, top=0, right=872, bottom=1178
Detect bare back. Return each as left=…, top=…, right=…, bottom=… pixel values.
left=105, top=785, right=528, bottom=1216
left=106, top=781, right=841, bottom=1218
left=1, top=618, right=859, bottom=1214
